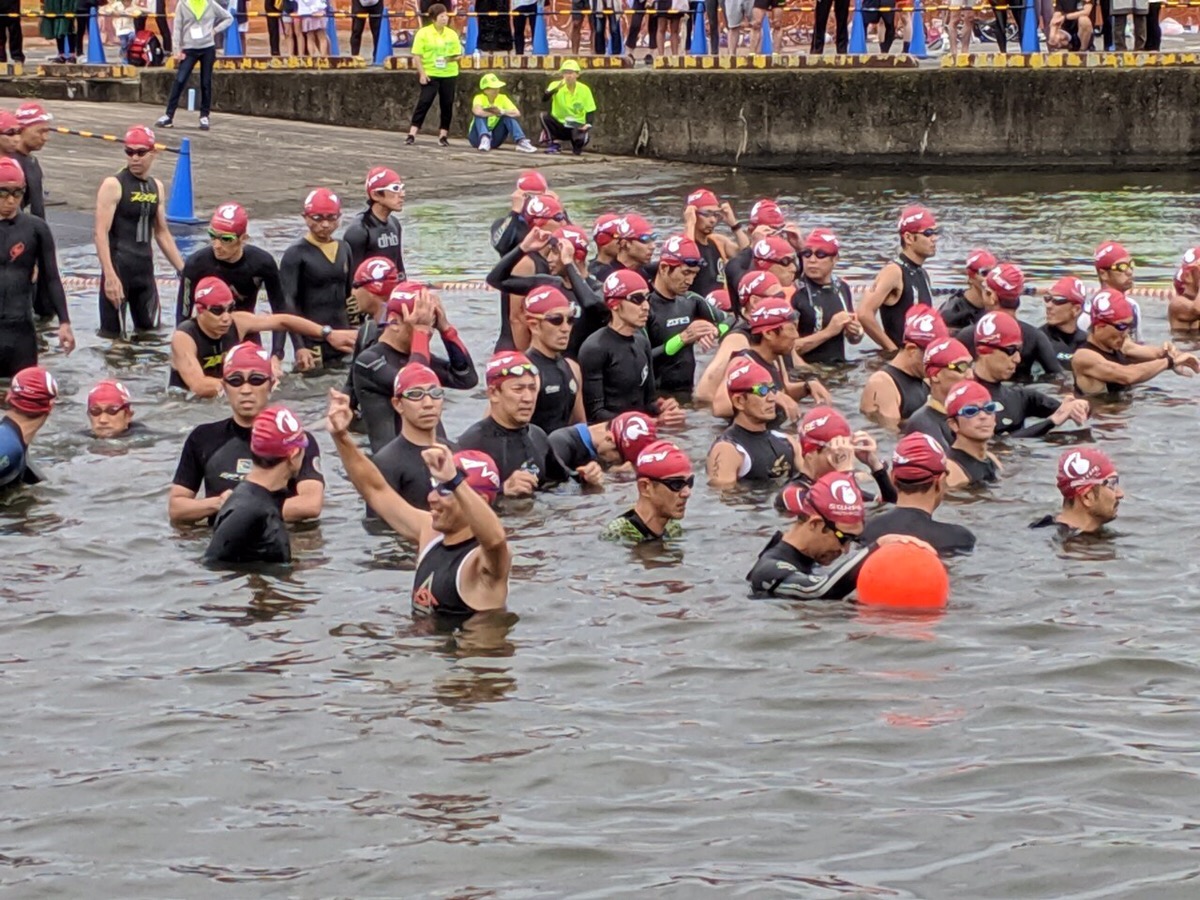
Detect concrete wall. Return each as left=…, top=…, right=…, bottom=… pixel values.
left=132, top=67, right=1200, bottom=169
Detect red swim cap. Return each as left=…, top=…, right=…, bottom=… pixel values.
left=303, top=188, right=341, bottom=217
left=123, top=125, right=156, bottom=150
left=738, top=270, right=782, bottom=305
left=903, top=304, right=948, bottom=348
left=517, top=170, right=548, bottom=193
left=944, top=380, right=992, bottom=418
left=974, top=311, right=1022, bottom=350
left=706, top=288, right=731, bottom=312
left=15, top=102, right=52, bottom=128
left=985, top=263, right=1025, bottom=307
left=923, top=337, right=972, bottom=376
left=0, top=110, right=18, bottom=134
left=523, top=284, right=571, bottom=315
left=614, top=214, right=656, bottom=242
left=0, top=156, right=25, bottom=187
left=352, top=256, right=400, bottom=296
left=87, top=379, right=132, bottom=409
left=1056, top=447, right=1117, bottom=499
left=524, top=193, right=564, bottom=226
left=455, top=449, right=502, bottom=498
left=223, top=342, right=273, bottom=376
left=803, top=228, right=840, bottom=256
left=591, top=213, right=621, bottom=247
left=1089, top=289, right=1135, bottom=327
left=365, top=166, right=403, bottom=195
left=748, top=199, right=785, bottom=228
left=725, top=357, right=775, bottom=394
left=635, top=440, right=692, bottom=479
left=685, top=187, right=719, bottom=209
left=779, top=471, right=865, bottom=525
left=752, top=235, right=794, bottom=266
left=892, top=432, right=948, bottom=483
left=609, top=411, right=657, bottom=464
left=555, top=225, right=589, bottom=261
left=7, top=366, right=57, bottom=416
left=384, top=281, right=424, bottom=319
left=602, top=269, right=649, bottom=307
left=393, top=362, right=441, bottom=397
left=1094, top=241, right=1130, bottom=270
left=193, top=276, right=234, bottom=309
left=659, top=234, right=702, bottom=267
left=898, top=205, right=937, bottom=235
left=799, top=406, right=851, bottom=455
left=965, top=248, right=996, bottom=274
left=748, top=296, right=797, bottom=334
left=1047, top=275, right=1088, bottom=306
left=485, top=351, right=535, bottom=386
left=1174, top=247, right=1200, bottom=296
left=250, top=406, right=309, bottom=458
left=210, top=202, right=248, bottom=236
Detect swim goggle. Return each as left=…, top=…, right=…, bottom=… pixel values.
left=398, top=387, right=445, bottom=401
left=801, top=249, right=835, bottom=260
left=649, top=475, right=694, bottom=493
left=223, top=371, right=271, bottom=387
left=207, top=229, right=240, bottom=244
left=953, top=401, right=1000, bottom=419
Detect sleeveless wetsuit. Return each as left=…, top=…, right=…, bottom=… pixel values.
left=904, top=402, right=954, bottom=451
left=795, top=276, right=854, bottom=365
left=880, top=254, right=933, bottom=348
left=691, top=236, right=724, bottom=297
left=100, top=167, right=162, bottom=336
left=527, top=347, right=577, bottom=434
left=176, top=245, right=287, bottom=356
left=412, top=534, right=480, bottom=617
left=168, top=319, right=237, bottom=391
left=1073, top=343, right=1131, bottom=396
left=714, top=422, right=796, bottom=481
left=947, top=447, right=999, bottom=487
left=0, top=416, right=35, bottom=489
left=882, top=363, right=930, bottom=420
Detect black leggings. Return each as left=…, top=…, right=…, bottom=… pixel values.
left=1145, top=1, right=1162, bottom=50
left=410, top=76, right=456, bottom=131
left=350, top=0, right=382, bottom=55
left=811, top=0, right=850, bottom=53
left=865, top=11, right=895, bottom=52
left=0, top=320, right=37, bottom=377
left=512, top=7, right=535, bottom=53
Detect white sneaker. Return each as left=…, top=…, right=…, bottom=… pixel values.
left=478, top=134, right=491, bottom=152
left=515, top=139, right=537, bottom=153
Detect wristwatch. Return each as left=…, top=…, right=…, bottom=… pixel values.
left=438, top=469, right=467, bottom=493
left=320, top=325, right=332, bottom=339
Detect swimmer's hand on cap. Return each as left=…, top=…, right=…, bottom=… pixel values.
left=827, top=435, right=856, bottom=472
left=719, top=202, right=738, bottom=228
left=400, top=292, right=436, bottom=331
left=520, top=227, right=555, bottom=253
left=421, top=445, right=457, bottom=483
left=325, top=388, right=354, bottom=436
left=576, top=461, right=604, bottom=487
left=852, top=431, right=883, bottom=471
left=503, top=469, right=539, bottom=498
left=656, top=397, right=687, bottom=429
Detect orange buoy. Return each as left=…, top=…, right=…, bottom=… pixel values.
left=856, top=542, right=949, bottom=610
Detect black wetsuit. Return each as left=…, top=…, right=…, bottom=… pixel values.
left=176, top=246, right=287, bottom=357
left=1029, top=514, right=1083, bottom=540
left=859, top=506, right=976, bottom=557
left=563, top=266, right=608, bottom=361
left=713, top=422, right=796, bottom=482
left=172, top=418, right=324, bottom=524
left=691, top=237, right=724, bottom=297
left=732, top=345, right=788, bottom=430
left=373, top=432, right=438, bottom=512
left=956, top=319, right=1064, bottom=381
left=490, top=212, right=530, bottom=257
left=13, top=150, right=44, bottom=220
left=100, top=167, right=162, bottom=336
left=204, top=481, right=291, bottom=564
left=947, top=447, right=999, bottom=487
left=168, top=319, right=237, bottom=391
left=1041, top=323, right=1088, bottom=365
left=880, top=253, right=933, bottom=348
left=343, top=208, right=406, bottom=279
left=781, top=466, right=898, bottom=507
left=1073, top=343, right=1132, bottom=396
left=976, top=377, right=1063, bottom=438
left=795, top=276, right=855, bottom=365
left=645, top=289, right=723, bottom=395
left=412, top=535, right=480, bottom=617
left=0, top=416, right=38, bottom=489
left=937, top=290, right=986, bottom=330
left=547, top=423, right=600, bottom=471
left=882, top=364, right=930, bottom=420
left=343, top=318, right=381, bottom=419
left=279, top=236, right=353, bottom=365
left=0, top=212, right=67, bottom=377
left=722, top=246, right=754, bottom=317
left=528, top=347, right=577, bottom=434
left=457, top=416, right=570, bottom=488
left=903, top=403, right=954, bottom=451
left=351, top=333, right=477, bottom=453
left=485, top=245, right=552, bottom=353
left=746, top=532, right=872, bottom=600
left=579, top=327, right=658, bottom=422
left=588, top=259, right=657, bottom=286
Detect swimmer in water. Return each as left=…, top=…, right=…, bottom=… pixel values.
left=1085, top=241, right=1143, bottom=341
left=860, top=304, right=945, bottom=428
left=857, top=205, right=938, bottom=354
left=204, top=406, right=311, bottom=566
left=786, top=405, right=896, bottom=504
left=904, top=337, right=972, bottom=451
left=0, top=365, right=56, bottom=489
left=1071, top=289, right=1199, bottom=397
left=1167, top=246, right=1200, bottom=333
left=601, top=439, right=692, bottom=544
left=682, top=187, right=749, bottom=298
left=547, top=409, right=657, bottom=474
left=344, top=166, right=407, bottom=279
left=491, top=170, right=553, bottom=257
left=793, top=228, right=862, bottom=366
left=1030, top=447, right=1122, bottom=540
left=943, top=380, right=1002, bottom=489
left=707, top=357, right=799, bottom=488
left=1040, top=276, right=1090, bottom=362
left=937, top=248, right=996, bottom=330
left=371, top=363, right=450, bottom=514
left=952, top=264, right=1064, bottom=382
left=329, top=389, right=511, bottom=619
left=85, top=379, right=139, bottom=439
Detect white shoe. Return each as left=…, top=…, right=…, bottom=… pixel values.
left=515, top=139, right=537, bottom=153
left=478, top=134, right=491, bottom=152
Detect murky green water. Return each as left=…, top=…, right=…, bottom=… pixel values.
left=4, top=168, right=1200, bottom=898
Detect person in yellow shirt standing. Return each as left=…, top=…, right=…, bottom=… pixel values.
left=540, top=60, right=596, bottom=156
left=406, top=3, right=462, bottom=148
left=470, top=74, right=538, bottom=154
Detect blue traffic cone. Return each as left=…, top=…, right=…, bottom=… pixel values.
left=326, top=7, right=340, bottom=55
left=849, top=0, right=867, bottom=53
left=465, top=2, right=478, bottom=54
left=224, top=2, right=243, bottom=56
left=1020, top=0, right=1039, bottom=51
left=373, top=4, right=393, bottom=64
left=688, top=0, right=708, bottom=54
left=533, top=4, right=549, bottom=55
left=609, top=13, right=622, bottom=55
left=87, top=7, right=106, bottom=63
left=166, top=138, right=202, bottom=225
left=760, top=15, right=773, bottom=55
left=908, top=0, right=927, bottom=58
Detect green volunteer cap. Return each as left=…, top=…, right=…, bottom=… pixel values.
left=560, top=59, right=582, bottom=73
left=480, top=73, right=506, bottom=90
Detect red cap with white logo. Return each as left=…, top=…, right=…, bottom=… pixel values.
left=965, top=248, right=997, bottom=274
left=944, top=380, right=992, bottom=417
left=985, top=263, right=1025, bottom=307
left=1047, top=275, right=1088, bottom=306
left=15, top=102, right=52, bottom=129
left=799, top=406, right=851, bottom=455
left=455, top=449, right=503, bottom=499
left=726, top=357, right=775, bottom=394
left=353, top=257, right=400, bottom=296
left=706, top=288, right=731, bottom=312
left=1056, top=447, right=1117, bottom=499
left=517, top=170, right=548, bottom=193
left=903, top=304, right=948, bottom=349
left=87, top=379, right=133, bottom=410
left=303, top=188, right=341, bottom=217
left=250, top=406, right=309, bottom=458
left=738, top=271, right=782, bottom=306
left=974, top=311, right=1022, bottom=350
left=210, top=202, right=248, bottom=236
left=393, top=362, right=441, bottom=396
left=891, top=432, right=948, bottom=483
left=685, top=187, right=719, bottom=209
left=6, top=366, right=57, bottom=416
left=803, top=229, right=840, bottom=256
left=123, top=125, right=156, bottom=150
left=0, top=156, right=25, bottom=186
left=898, top=205, right=937, bottom=235
left=635, top=440, right=692, bottom=480
left=923, top=337, right=972, bottom=376
left=485, top=351, right=535, bottom=386
left=384, top=281, right=424, bottom=319
left=193, top=276, right=234, bottom=309
left=779, top=472, right=865, bottom=526
left=748, top=296, right=797, bottom=334
left=1094, top=241, right=1130, bottom=270
left=524, top=284, right=571, bottom=315
left=659, top=234, right=702, bottom=267
left=223, top=342, right=273, bottom=376
left=592, top=213, right=621, bottom=247
left=609, top=411, right=658, bottom=464
left=523, top=193, right=564, bottom=226
left=602, top=269, right=649, bottom=308
left=365, top=166, right=403, bottom=195
left=748, top=199, right=785, bottom=228
left=1089, top=288, right=1135, bottom=327
left=614, top=214, right=656, bottom=242
left=555, top=225, right=589, bottom=261
left=752, top=236, right=795, bottom=266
